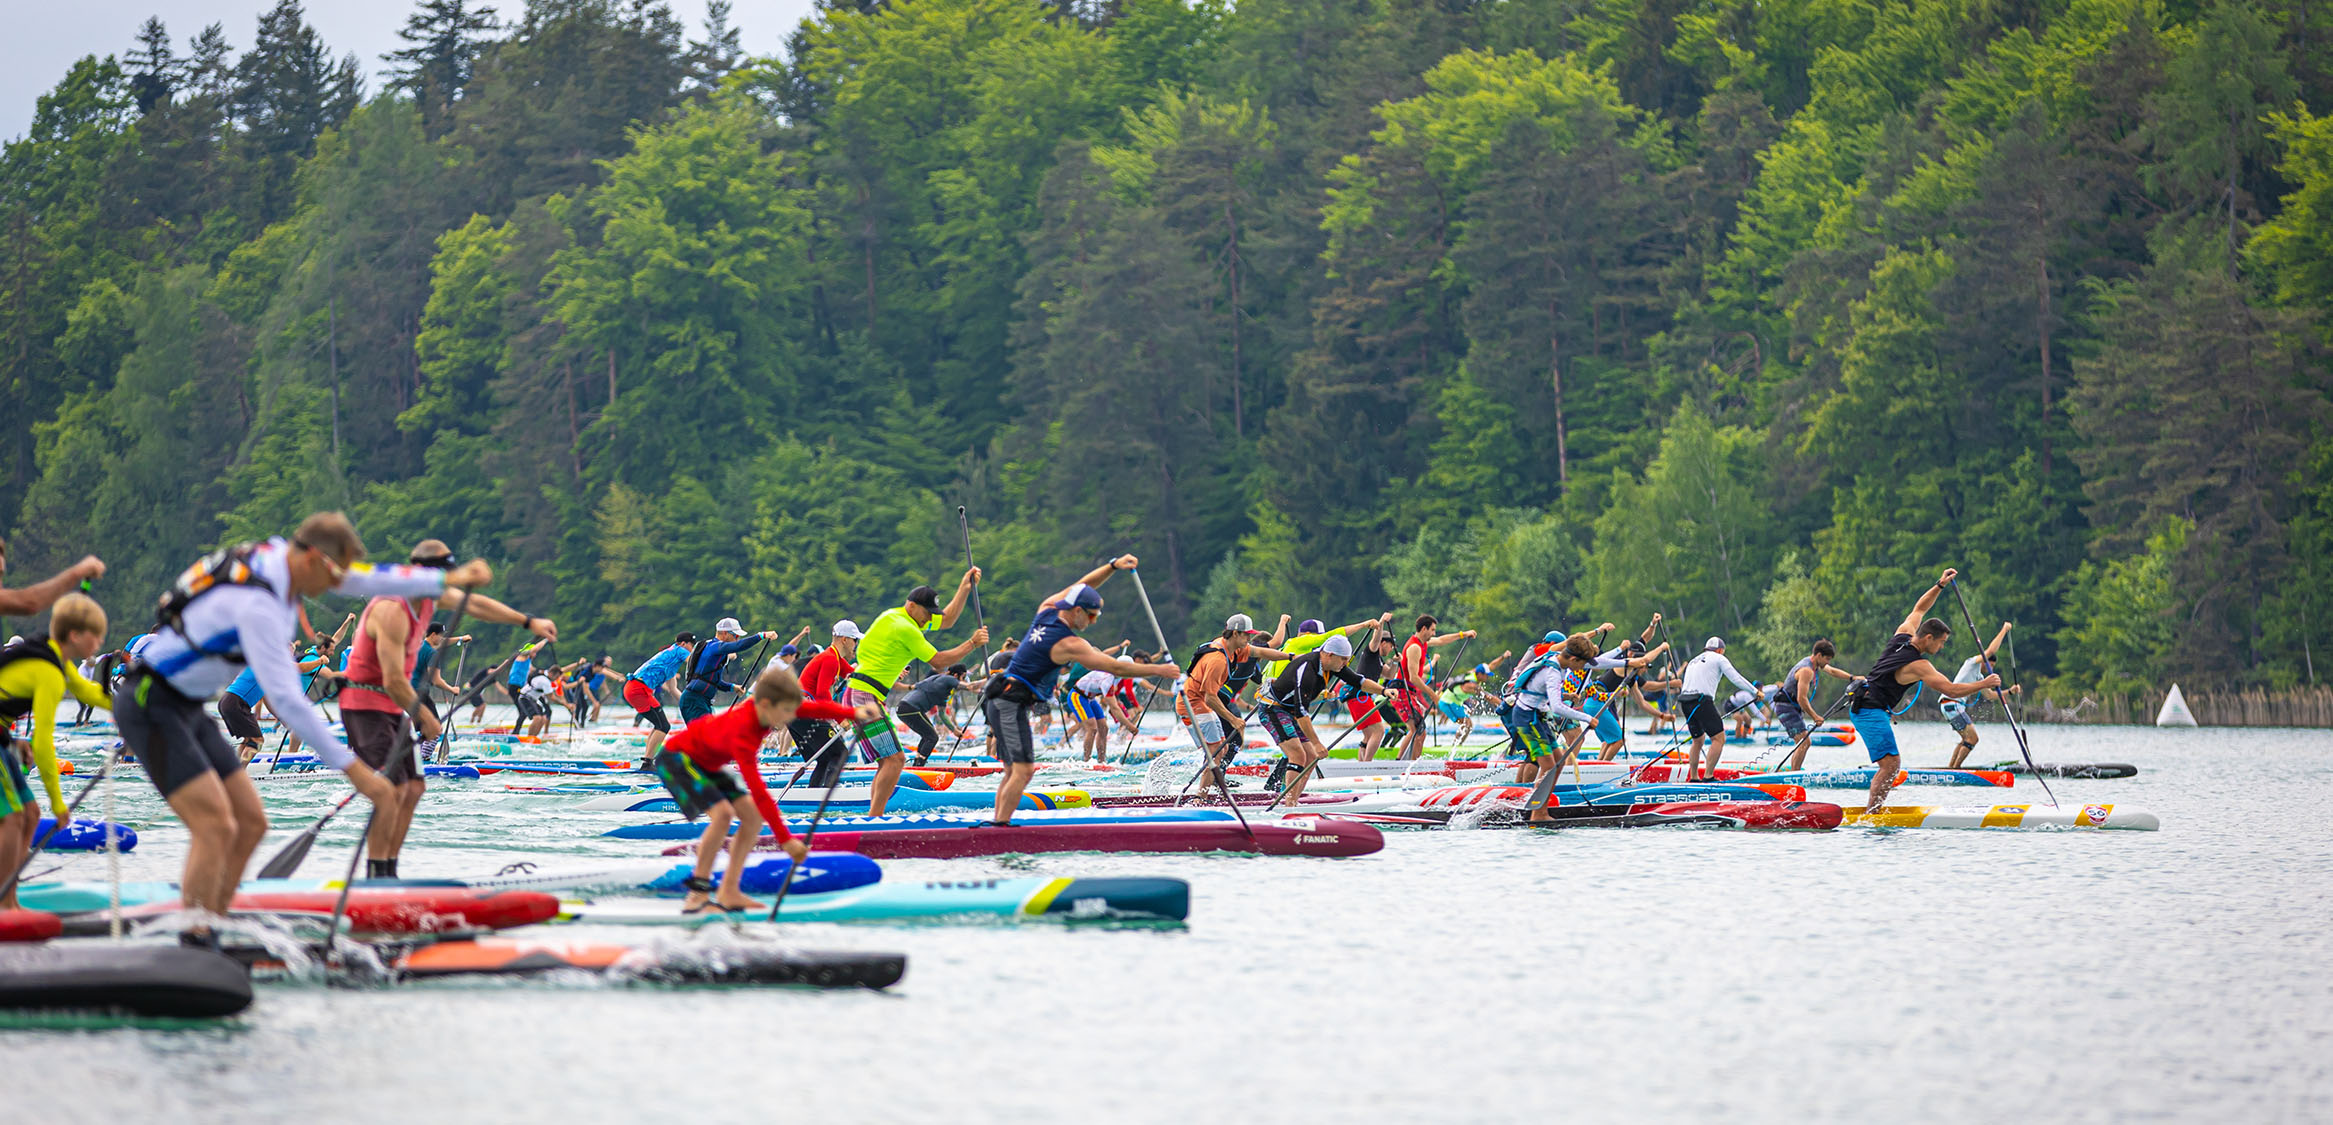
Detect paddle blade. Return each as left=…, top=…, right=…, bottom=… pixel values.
left=254, top=829, right=321, bottom=879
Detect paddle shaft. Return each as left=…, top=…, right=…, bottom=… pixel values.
left=764, top=733, right=852, bottom=921
left=1260, top=708, right=1372, bottom=813
left=957, top=506, right=991, bottom=672
left=1945, top=581, right=2054, bottom=805
left=323, top=807, right=377, bottom=962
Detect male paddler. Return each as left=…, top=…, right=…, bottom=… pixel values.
left=1850, top=569, right=2003, bottom=811
left=847, top=572, right=988, bottom=816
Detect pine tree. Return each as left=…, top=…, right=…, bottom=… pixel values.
left=385, top=0, right=500, bottom=136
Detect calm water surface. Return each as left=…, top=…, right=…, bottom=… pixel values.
left=8, top=713, right=2328, bottom=1122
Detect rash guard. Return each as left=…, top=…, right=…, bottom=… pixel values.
left=664, top=696, right=857, bottom=842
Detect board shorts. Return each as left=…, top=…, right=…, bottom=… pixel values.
left=1772, top=701, right=1808, bottom=738
left=217, top=692, right=265, bottom=744
left=1436, top=699, right=1468, bottom=723
left=1581, top=697, right=1624, bottom=745
left=623, top=678, right=670, bottom=733
left=1939, top=698, right=1971, bottom=731
left=1681, top=694, right=1723, bottom=739
left=514, top=692, right=548, bottom=722
left=1256, top=704, right=1305, bottom=745
left=1192, top=710, right=1226, bottom=747
left=678, top=682, right=717, bottom=724
left=1065, top=692, right=1106, bottom=724
left=343, top=708, right=422, bottom=785
left=843, top=686, right=902, bottom=762
left=116, top=669, right=242, bottom=799
left=1501, top=705, right=1556, bottom=760
left=1851, top=707, right=1899, bottom=762
left=652, top=749, right=747, bottom=819
left=0, top=749, right=34, bottom=818
left=981, top=679, right=1042, bottom=766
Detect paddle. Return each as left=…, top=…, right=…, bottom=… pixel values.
left=1260, top=710, right=1373, bottom=812
left=764, top=734, right=852, bottom=922
left=322, top=806, right=377, bottom=962
left=0, top=742, right=124, bottom=903
left=1944, top=578, right=2055, bottom=806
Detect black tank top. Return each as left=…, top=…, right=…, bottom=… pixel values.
left=1854, top=634, right=1924, bottom=712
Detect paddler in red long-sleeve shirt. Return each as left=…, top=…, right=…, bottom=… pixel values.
left=653, top=664, right=879, bottom=914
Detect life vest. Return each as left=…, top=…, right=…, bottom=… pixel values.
left=0, top=637, right=64, bottom=722
left=154, top=543, right=276, bottom=642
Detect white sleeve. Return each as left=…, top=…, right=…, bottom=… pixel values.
left=337, top=562, right=447, bottom=601
left=1721, top=656, right=1756, bottom=694
left=242, top=604, right=353, bottom=768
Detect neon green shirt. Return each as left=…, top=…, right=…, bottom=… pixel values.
left=852, top=606, right=941, bottom=697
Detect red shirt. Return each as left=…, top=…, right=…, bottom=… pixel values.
left=665, top=696, right=856, bottom=842
left=799, top=647, right=852, bottom=702
left=342, top=596, right=433, bottom=715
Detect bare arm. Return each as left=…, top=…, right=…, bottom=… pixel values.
left=0, top=556, right=103, bottom=615
left=1267, top=614, right=1291, bottom=647
left=932, top=627, right=992, bottom=667
left=1045, top=555, right=1136, bottom=607
left=1985, top=621, right=2012, bottom=660
left=436, top=589, right=555, bottom=642
left=1052, top=634, right=1176, bottom=680
left=1898, top=569, right=1955, bottom=636
left=1914, top=658, right=1998, bottom=700
left=938, top=567, right=979, bottom=629
left=1638, top=613, right=1662, bottom=646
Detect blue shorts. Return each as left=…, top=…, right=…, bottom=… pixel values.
left=1436, top=700, right=1468, bottom=723
left=1582, top=697, right=1623, bottom=745
left=1066, top=692, right=1106, bottom=723
left=1851, top=707, right=1899, bottom=762
left=1939, top=698, right=1971, bottom=731
left=1772, top=702, right=1807, bottom=738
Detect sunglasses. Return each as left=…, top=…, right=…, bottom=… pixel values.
left=296, top=540, right=349, bottom=582
left=410, top=554, right=457, bottom=570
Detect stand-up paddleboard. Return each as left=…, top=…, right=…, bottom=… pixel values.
left=2156, top=684, right=2197, bottom=727
left=1087, top=792, right=1361, bottom=809
left=579, top=785, right=1082, bottom=815
left=1318, top=782, right=1802, bottom=816
left=556, top=876, right=1189, bottom=925
left=0, top=943, right=252, bottom=1017
left=16, top=861, right=866, bottom=913
left=1987, top=761, right=2138, bottom=779
left=388, top=938, right=905, bottom=988
left=1730, top=767, right=2013, bottom=789
left=0, top=910, right=63, bottom=942
left=789, top=817, right=1385, bottom=859
left=1841, top=803, right=2159, bottom=830
left=604, top=808, right=1235, bottom=841
left=25, top=819, right=137, bottom=852
left=63, top=889, right=559, bottom=936
left=1340, top=800, right=1842, bottom=830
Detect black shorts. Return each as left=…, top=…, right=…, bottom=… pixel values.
left=116, top=671, right=240, bottom=799
left=1682, top=695, right=1723, bottom=738
left=514, top=693, right=548, bottom=721
left=653, top=750, right=747, bottom=819
left=1257, top=704, right=1306, bottom=745
left=344, top=708, right=421, bottom=785
left=217, top=693, right=264, bottom=744
left=983, top=695, right=1038, bottom=765
left=898, top=709, right=940, bottom=757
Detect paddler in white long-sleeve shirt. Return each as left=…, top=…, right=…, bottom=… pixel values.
left=119, top=511, right=498, bottom=946
left=1678, top=637, right=1759, bottom=781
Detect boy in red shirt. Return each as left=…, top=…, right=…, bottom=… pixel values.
left=654, top=664, right=878, bottom=914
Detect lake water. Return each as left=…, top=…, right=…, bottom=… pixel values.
left=7, top=711, right=2328, bottom=1123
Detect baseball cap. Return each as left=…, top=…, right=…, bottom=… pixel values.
left=1064, top=584, right=1104, bottom=611
left=1321, top=634, right=1354, bottom=658
left=1297, top=618, right=1324, bottom=634
left=1473, top=663, right=1490, bottom=677
left=906, top=585, right=940, bottom=610
left=779, top=644, right=798, bottom=656
left=715, top=617, right=745, bottom=634
left=832, top=620, right=864, bottom=640
left=1225, top=613, right=1264, bottom=635
left=1543, top=630, right=1564, bottom=644
left=1705, top=636, right=1724, bottom=650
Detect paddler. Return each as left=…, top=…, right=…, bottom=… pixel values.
left=1677, top=637, right=1759, bottom=781
left=1777, top=640, right=1860, bottom=770
left=1499, top=636, right=1605, bottom=819
left=1180, top=616, right=1293, bottom=801
left=981, top=557, right=1179, bottom=826
left=1391, top=616, right=1477, bottom=761
left=622, top=632, right=696, bottom=765
left=1257, top=634, right=1396, bottom=804
left=846, top=574, right=988, bottom=816
left=0, top=592, right=111, bottom=908
left=122, top=512, right=487, bottom=946
left=1944, top=621, right=2021, bottom=768
left=1850, top=569, right=2003, bottom=811
left=1344, top=619, right=1408, bottom=762
left=339, top=539, right=552, bottom=879
left=654, top=665, right=879, bottom=913
left=793, top=621, right=859, bottom=782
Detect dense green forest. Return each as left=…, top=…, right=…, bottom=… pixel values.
left=3, top=0, right=2329, bottom=697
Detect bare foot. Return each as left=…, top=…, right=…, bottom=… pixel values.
left=715, top=895, right=765, bottom=913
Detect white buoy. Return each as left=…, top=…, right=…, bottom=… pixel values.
left=2156, top=683, right=2198, bottom=727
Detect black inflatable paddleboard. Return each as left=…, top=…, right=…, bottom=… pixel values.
left=0, top=942, right=253, bottom=1017
left=1992, top=762, right=2138, bottom=779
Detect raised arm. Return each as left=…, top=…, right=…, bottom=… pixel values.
left=1985, top=621, right=2012, bottom=661
left=938, top=567, right=980, bottom=629
left=1045, top=555, right=1137, bottom=607
left=1267, top=614, right=1292, bottom=647
left=0, top=555, right=104, bottom=616
left=1897, top=568, right=1955, bottom=636
left=1637, top=613, right=1662, bottom=646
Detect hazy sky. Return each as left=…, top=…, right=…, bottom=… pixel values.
left=5, top=0, right=819, bottom=142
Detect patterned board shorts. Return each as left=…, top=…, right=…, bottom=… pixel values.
left=844, top=687, right=902, bottom=762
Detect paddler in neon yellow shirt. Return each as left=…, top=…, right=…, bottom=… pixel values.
left=1265, top=613, right=1394, bottom=686
left=845, top=570, right=989, bottom=816
left=0, top=592, right=111, bottom=908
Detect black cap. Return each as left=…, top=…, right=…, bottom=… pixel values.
left=906, top=585, right=940, bottom=610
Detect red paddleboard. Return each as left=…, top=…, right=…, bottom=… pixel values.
left=114, top=890, right=557, bottom=934
left=0, top=909, right=62, bottom=942
left=1636, top=801, right=1843, bottom=829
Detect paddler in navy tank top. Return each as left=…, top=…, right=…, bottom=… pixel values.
left=980, top=555, right=1180, bottom=826
left=1850, top=568, right=2002, bottom=811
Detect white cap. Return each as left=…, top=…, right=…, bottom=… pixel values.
left=715, top=617, right=744, bottom=634
left=1321, top=634, right=1354, bottom=658
left=1225, top=613, right=1263, bottom=634
left=832, top=619, right=864, bottom=640
left=1705, top=636, right=1724, bottom=651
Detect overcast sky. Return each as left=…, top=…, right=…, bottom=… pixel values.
left=5, top=0, right=819, bottom=142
